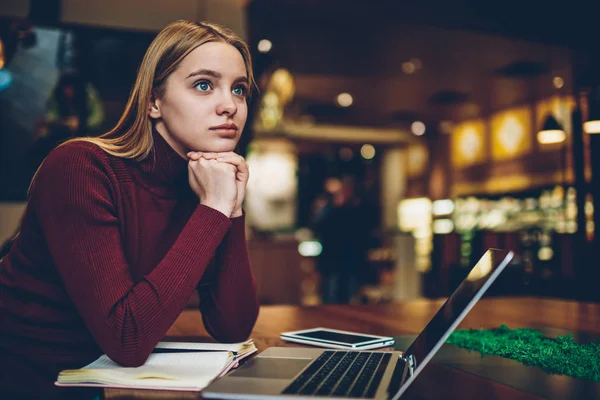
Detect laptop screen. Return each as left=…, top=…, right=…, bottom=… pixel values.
left=391, top=249, right=514, bottom=399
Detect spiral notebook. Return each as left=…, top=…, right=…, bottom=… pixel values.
left=55, top=340, right=257, bottom=392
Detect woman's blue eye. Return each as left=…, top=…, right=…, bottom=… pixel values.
left=233, top=86, right=247, bottom=96
left=195, top=81, right=211, bottom=91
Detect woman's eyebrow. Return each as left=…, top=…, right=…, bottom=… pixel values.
left=186, top=69, right=222, bottom=79
left=233, top=76, right=249, bottom=84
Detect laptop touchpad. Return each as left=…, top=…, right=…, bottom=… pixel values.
left=230, top=357, right=312, bottom=379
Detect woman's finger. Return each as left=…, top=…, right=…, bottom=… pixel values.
left=187, top=151, right=203, bottom=161
left=216, top=154, right=247, bottom=172
left=200, top=152, right=225, bottom=159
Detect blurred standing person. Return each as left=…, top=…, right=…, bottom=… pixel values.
left=312, top=176, right=370, bottom=304
left=43, top=69, right=104, bottom=137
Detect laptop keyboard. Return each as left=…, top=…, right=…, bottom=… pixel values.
left=282, top=350, right=391, bottom=398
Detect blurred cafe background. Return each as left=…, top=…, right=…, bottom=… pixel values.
left=2, top=0, right=600, bottom=307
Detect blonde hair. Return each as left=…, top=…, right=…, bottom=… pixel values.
left=68, top=20, right=255, bottom=160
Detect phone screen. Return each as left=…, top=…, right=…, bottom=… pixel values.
left=288, top=330, right=384, bottom=345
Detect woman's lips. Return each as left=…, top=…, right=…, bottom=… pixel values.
left=210, top=123, right=238, bottom=138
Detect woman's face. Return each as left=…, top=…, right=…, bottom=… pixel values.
left=150, top=41, right=249, bottom=157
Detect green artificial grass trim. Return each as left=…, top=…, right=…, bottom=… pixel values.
left=446, top=325, right=600, bottom=382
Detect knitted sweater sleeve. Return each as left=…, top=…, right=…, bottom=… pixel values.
left=30, top=143, right=232, bottom=367
left=198, top=214, right=259, bottom=343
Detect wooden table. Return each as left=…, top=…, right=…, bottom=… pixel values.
left=105, top=297, right=600, bottom=399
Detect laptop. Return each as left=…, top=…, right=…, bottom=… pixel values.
left=203, top=248, right=514, bottom=400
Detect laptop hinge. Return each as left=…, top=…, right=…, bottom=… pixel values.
left=407, top=354, right=416, bottom=376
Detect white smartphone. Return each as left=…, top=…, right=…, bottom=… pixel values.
left=280, top=327, right=395, bottom=350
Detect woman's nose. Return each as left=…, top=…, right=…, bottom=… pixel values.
left=216, top=92, right=237, bottom=116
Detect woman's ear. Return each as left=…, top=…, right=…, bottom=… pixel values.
left=148, top=94, right=162, bottom=119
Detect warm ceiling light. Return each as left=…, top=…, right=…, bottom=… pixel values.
left=257, top=39, right=272, bottom=53
left=584, top=120, right=600, bottom=134
left=432, top=199, right=455, bottom=216
left=537, top=130, right=565, bottom=145
left=269, top=68, right=295, bottom=104
left=402, top=61, right=416, bottom=74
left=0, top=39, right=4, bottom=70
left=411, top=121, right=426, bottom=136
left=336, top=92, right=353, bottom=107
left=553, top=76, right=564, bottom=89
left=585, top=85, right=600, bottom=134
left=360, top=144, right=376, bottom=160
left=537, top=115, right=565, bottom=144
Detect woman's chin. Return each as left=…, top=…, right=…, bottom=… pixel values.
left=193, top=142, right=238, bottom=153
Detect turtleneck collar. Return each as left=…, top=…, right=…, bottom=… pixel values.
left=137, top=127, right=188, bottom=188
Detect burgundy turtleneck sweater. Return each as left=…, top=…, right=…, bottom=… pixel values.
left=0, top=131, right=259, bottom=395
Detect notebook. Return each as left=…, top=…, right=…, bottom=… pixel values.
left=55, top=340, right=257, bottom=392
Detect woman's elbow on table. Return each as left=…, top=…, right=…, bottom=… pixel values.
left=103, top=344, right=153, bottom=368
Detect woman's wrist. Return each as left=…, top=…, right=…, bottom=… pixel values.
left=201, top=201, right=234, bottom=218
left=230, top=208, right=243, bottom=218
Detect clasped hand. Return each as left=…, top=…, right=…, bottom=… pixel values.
left=187, top=151, right=249, bottom=218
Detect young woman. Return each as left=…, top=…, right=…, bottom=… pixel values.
left=0, top=20, right=259, bottom=397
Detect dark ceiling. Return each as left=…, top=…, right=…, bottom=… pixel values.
left=246, top=0, right=598, bottom=133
